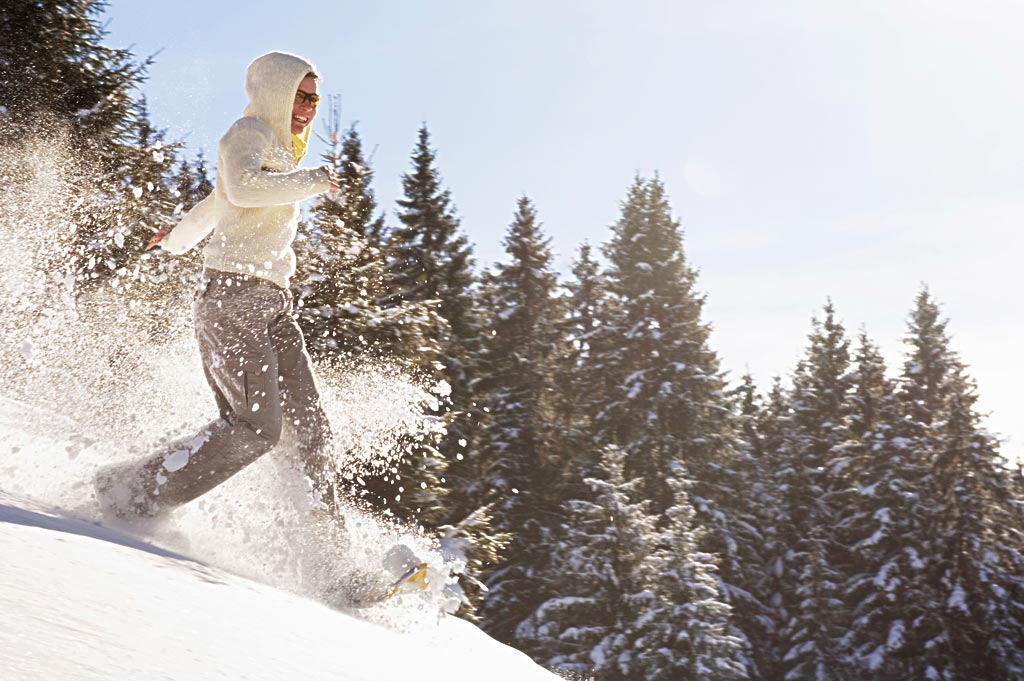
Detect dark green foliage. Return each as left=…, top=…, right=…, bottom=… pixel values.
left=551, top=242, right=607, bottom=495
left=0, top=0, right=144, bottom=143
left=516, top=445, right=664, bottom=679
left=289, top=107, right=449, bottom=525
left=386, top=126, right=482, bottom=466
left=775, top=302, right=854, bottom=680
left=892, top=290, right=1024, bottom=680
left=0, top=0, right=180, bottom=289
left=470, top=196, right=568, bottom=639
left=294, top=103, right=442, bottom=364
left=633, top=463, right=748, bottom=680
left=385, top=125, right=478, bottom=370
left=839, top=333, right=932, bottom=678
left=591, top=175, right=732, bottom=513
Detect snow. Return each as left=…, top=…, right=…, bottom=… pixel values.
left=161, top=448, right=190, bottom=472
left=0, top=491, right=557, bottom=681
left=0, top=383, right=556, bottom=681
left=886, top=620, right=906, bottom=650
left=947, top=583, right=968, bottom=613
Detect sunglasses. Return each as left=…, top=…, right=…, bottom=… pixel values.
left=294, top=90, right=320, bottom=107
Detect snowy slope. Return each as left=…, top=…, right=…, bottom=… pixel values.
left=0, top=492, right=559, bottom=681
left=0, top=394, right=560, bottom=681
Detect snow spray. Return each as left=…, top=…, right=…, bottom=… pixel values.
left=0, top=130, right=459, bottom=626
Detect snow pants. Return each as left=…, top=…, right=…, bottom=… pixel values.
left=102, top=269, right=333, bottom=516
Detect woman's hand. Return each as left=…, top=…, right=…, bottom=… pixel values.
left=320, top=165, right=339, bottom=194
left=146, top=228, right=170, bottom=251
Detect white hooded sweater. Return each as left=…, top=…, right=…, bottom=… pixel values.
left=160, top=51, right=330, bottom=289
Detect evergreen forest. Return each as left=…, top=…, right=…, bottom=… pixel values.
left=2, top=3, right=1022, bottom=679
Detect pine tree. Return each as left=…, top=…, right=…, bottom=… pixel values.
left=174, top=151, right=215, bottom=209
left=752, top=378, right=795, bottom=679
left=590, top=175, right=733, bottom=514
left=897, top=290, right=1024, bottom=680
left=633, top=461, right=749, bottom=681
left=294, top=102, right=396, bottom=359
left=471, top=196, right=568, bottom=642
left=839, top=332, right=932, bottom=678
left=586, top=175, right=761, bottom=672
left=371, top=125, right=479, bottom=524
left=724, top=374, right=784, bottom=680
left=0, top=0, right=146, bottom=144
left=776, top=302, right=854, bottom=680
left=551, top=241, right=607, bottom=494
left=289, top=106, right=448, bottom=522
left=385, top=124, right=479, bottom=385
left=0, top=1, right=180, bottom=289
left=516, top=445, right=663, bottom=680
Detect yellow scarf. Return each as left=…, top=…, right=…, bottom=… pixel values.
left=292, top=129, right=310, bottom=164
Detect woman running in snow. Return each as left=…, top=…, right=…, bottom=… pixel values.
left=96, top=51, right=339, bottom=517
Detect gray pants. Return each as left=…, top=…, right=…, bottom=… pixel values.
left=99, top=269, right=333, bottom=516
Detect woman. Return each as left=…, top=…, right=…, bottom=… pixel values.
left=96, top=51, right=340, bottom=518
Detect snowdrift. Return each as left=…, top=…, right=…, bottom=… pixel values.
left=0, top=399, right=559, bottom=681
left=0, top=491, right=558, bottom=680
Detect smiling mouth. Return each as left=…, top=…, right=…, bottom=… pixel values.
left=293, top=115, right=310, bottom=126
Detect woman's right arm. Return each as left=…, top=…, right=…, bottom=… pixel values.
left=156, top=193, right=217, bottom=254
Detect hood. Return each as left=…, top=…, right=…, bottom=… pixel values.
left=241, top=51, right=319, bottom=151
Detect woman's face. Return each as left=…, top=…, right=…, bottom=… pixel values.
left=291, top=75, right=319, bottom=135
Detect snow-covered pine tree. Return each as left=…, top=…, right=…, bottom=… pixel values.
left=590, top=175, right=736, bottom=505
left=751, top=378, right=795, bottom=679
left=775, top=302, right=855, bottom=680
left=294, top=103, right=394, bottom=358
left=292, top=99, right=364, bottom=358
left=379, top=127, right=481, bottom=520
left=551, top=242, right=607, bottom=497
left=469, top=196, right=568, bottom=642
left=896, top=290, right=1024, bottom=680
left=289, top=106, right=448, bottom=522
left=171, top=152, right=214, bottom=212
left=516, top=445, right=662, bottom=680
left=106, top=97, right=180, bottom=278
left=724, top=374, right=785, bottom=680
left=632, top=460, right=749, bottom=681
left=893, top=288, right=968, bottom=680
left=839, top=332, right=932, bottom=678
left=0, top=1, right=180, bottom=291
left=587, top=175, right=764, bottom=672
left=384, top=125, right=479, bottom=395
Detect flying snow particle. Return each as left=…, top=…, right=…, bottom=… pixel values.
left=162, top=449, right=190, bottom=472
left=152, top=151, right=165, bottom=163
left=132, top=186, right=143, bottom=199
left=19, top=339, right=34, bottom=361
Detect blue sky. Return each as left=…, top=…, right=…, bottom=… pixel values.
left=104, top=0, right=1022, bottom=458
